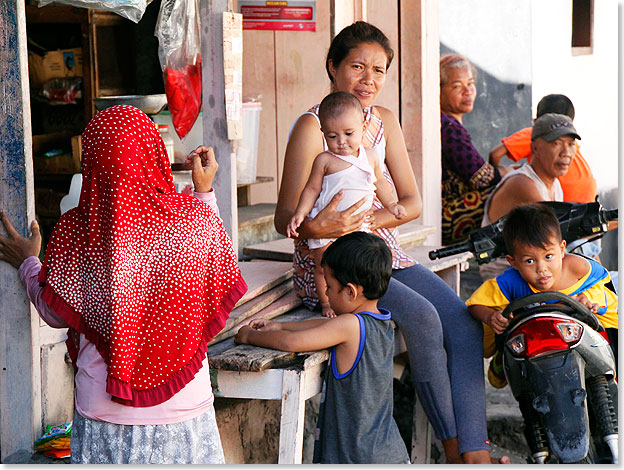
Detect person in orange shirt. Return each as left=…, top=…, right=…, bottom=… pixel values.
left=489, top=94, right=597, bottom=204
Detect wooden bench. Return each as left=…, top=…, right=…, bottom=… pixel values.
left=209, top=247, right=472, bottom=464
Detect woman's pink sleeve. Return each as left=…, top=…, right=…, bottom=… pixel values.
left=193, top=189, right=220, bottom=218
left=18, top=257, right=70, bottom=328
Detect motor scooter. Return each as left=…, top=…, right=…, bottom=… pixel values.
left=500, top=291, right=617, bottom=464
left=429, top=201, right=618, bottom=463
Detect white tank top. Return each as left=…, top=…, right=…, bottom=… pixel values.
left=479, top=163, right=564, bottom=280
left=308, top=145, right=376, bottom=249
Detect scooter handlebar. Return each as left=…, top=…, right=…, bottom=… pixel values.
left=501, top=291, right=602, bottom=332
left=428, top=241, right=472, bottom=260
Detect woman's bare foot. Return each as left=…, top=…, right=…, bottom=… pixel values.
left=321, top=302, right=335, bottom=318
left=442, top=438, right=463, bottom=464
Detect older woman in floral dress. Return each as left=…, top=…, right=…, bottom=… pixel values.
left=440, top=53, right=511, bottom=245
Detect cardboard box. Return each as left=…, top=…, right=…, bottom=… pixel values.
left=32, top=133, right=81, bottom=174
left=28, top=48, right=83, bottom=88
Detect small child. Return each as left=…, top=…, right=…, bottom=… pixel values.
left=287, top=91, right=406, bottom=318
left=235, top=232, right=410, bottom=464
left=466, top=203, right=618, bottom=387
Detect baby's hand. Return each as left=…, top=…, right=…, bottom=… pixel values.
left=488, top=310, right=511, bottom=335
left=573, top=293, right=599, bottom=314
left=287, top=214, right=305, bottom=238
left=234, top=325, right=253, bottom=344
left=388, top=202, right=407, bottom=220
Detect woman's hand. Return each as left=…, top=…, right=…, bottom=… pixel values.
left=187, top=146, right=218, bottom=193
left=0, top=211, right=41, bottom=269
left=300, top=191, right=371, bottom=239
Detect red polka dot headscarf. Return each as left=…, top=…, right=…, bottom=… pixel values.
left=39, top=105, right=247, bottom=407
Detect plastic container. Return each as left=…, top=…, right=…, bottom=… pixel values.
left=157, top=124, right=175, bottom=164
left=236, top=102, right=262, bottom=185
left=152, top=111, right=203, bottom=163
left=173, top=170, right=193, bottom=194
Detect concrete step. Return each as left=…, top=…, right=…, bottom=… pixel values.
left=237, top=203, right=281, bottom=258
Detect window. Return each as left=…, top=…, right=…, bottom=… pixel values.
left=571, top=0, right=593, bottom=55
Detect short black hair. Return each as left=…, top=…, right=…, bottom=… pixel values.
left=325, top=21, right=394, bottom=83
left=503, top=203, right=562, bottom=255
left=536, top=94, right=575, bottom=120
left=318, top=91, right=363, bottom=128
left=321, top=232, right=392, bottom=300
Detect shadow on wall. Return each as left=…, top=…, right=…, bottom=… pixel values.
left=440, top=44, right=532, bottom=161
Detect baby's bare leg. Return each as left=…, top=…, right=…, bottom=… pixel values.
left=312, top=244, right=335, bottom=318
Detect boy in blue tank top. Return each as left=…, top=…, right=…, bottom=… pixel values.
left=235, top=232, right=409, bottom=464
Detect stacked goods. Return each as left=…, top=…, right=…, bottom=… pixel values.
left=35, top=422, right=72, bottom=459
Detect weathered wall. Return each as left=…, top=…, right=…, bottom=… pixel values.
left=439, top=0, right=533, bottom=160
left=530, top=0, right=618, bottom=193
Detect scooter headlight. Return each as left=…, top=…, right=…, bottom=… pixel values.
left=555, top=322, right=583, bottom=343
left=507, top=333, right=526, bottom=356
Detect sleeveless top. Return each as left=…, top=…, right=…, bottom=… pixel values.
left=293, top=105, right=416, bottom=309
left=479, top=163, right=564, bottom=280
left=312, top=310, right=409, bottom=464
left=307, top=145, right=376, bottom=249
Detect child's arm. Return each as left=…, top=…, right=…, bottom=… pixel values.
left=468, top=305, right=512, bottom=335
left=367, top=150, right=406, bottom=219
left=234, top=314, right=359, bottom=352
left=488, top=143, right=508, bottom=166
left=287, top=153, right=328, bottom=238
left=247, top=317, right=330, bottom=332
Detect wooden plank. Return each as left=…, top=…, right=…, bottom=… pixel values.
left=365, top=0, right=399, bottom=117
left=278, top=369, right=306, bottom=464
left=210, top=281, right=294, bottom=345
left=210, top=368, right=285, bottom=399
left=274, top=0, right=331, bottom=202
left=210, top=290, right=302, bottom=345
left=236, top=259, right=293, bottom=306
left=0, top=1, right=41, bottom=461
left=400, top=0, right=441, bottom=245
left=411, top=397, right=433, bottom=464
left=201, top=0, right=238, bottom=251
left=242, top=28, right=278, bottom=205
left=243, top=223, right=436, bottom=261
left=209, top=343, right=298, bottom=372
left=243, top=237, right=294, bottom=261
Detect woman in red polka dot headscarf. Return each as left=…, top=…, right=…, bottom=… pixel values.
left=0, top=105, right=247, bottom=464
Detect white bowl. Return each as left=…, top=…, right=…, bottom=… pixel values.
left=93, top=94, right=167, bottom=115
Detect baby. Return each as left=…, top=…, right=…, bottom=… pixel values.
left=287, top=91, right=406, bottom=318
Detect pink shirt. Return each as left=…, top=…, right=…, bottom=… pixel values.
left=19, top=191, right=221, bottom=425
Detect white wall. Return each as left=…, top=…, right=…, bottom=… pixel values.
left=439, top=0, right=532, bottom=84
left=530, top=0, right=618, bottom=193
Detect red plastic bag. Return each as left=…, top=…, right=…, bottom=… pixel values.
left=163, top=55, right=202, bottom=141
left=155, top=0, right=202, bottom=140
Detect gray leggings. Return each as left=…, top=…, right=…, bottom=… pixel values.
left=378, top=264, right=487, bottom=455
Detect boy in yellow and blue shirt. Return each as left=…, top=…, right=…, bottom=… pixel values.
left=467, top=203, right=617, bottom=387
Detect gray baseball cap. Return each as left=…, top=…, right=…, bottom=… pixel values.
left=531, top=113, right=581, bottom=141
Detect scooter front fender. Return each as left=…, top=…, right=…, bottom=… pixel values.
left=526, top=352, right=590, bottom=463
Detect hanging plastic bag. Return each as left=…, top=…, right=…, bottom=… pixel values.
left=36, top=0, right=147, bottom=24
left=155, top=0, right=202, bottom=140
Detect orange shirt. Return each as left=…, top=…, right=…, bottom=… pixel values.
left=501, top=127, right=597, bottom=203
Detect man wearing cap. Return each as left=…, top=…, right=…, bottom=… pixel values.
left=478, top=113, right=581, bottom=281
